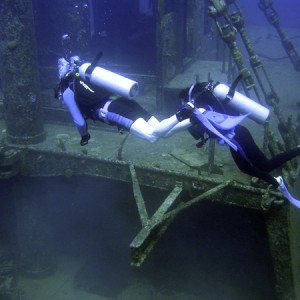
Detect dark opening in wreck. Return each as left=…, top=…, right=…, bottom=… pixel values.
left=0, top=175, right=277, bottom=299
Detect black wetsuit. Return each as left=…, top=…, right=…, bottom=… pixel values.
left=72, top=74, right=151, bottom=130
left=230, top=125, right=300, bottom=187
left=181, top=83, right=300, bottom=187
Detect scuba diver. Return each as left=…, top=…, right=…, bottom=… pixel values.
left=56, top=35, right=196, bottom=145
left=57, top=54, right=195, bottom=145
left=175, top=80, right=300, bottom=209
left=56, top=34, right=243, bottom=146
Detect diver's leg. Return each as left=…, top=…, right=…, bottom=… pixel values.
left=229, top=144, right=300, bottom=208
left=266, top=147, right=300, bottom=171
left=102, top=110, right=179, bottom=143
left=229, top=145, right=278, bottom=186
left=233, top=125, right=300, bottom=172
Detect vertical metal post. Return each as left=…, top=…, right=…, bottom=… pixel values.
left=198, top=139, right=223, bottom=175
left=0, top=0, right=45, bottom=144
left=265, top=208, right=296, bottom=300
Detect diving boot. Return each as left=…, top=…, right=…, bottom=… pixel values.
left=275, top=176, right=300, bottom=208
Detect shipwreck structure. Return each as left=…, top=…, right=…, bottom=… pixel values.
left=0, top=0, right=299, bottom=299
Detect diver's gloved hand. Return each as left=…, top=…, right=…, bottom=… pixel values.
left=80, top=133, right=90, bottom=146
left=176, top=102, right=195, bottom=121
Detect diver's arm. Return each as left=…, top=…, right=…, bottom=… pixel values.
left=163, top=119, right=191, bottom=137
left=163, top=106, right=206, bottom=138
left=63, top=88, right=88, bottom=137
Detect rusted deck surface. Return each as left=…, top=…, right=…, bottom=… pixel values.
left=1, top=118, right=278, bottom=210
left=1, top=118, right=253, bottom=181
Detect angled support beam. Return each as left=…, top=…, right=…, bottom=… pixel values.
left=129, top=163, right=232, bottom=266
left=129, top=163, right=183, bottom=266
left=129, top=163, right=149, bottom=227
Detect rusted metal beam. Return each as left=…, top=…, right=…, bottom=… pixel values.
left=130, top=180, right=183, bottom=266
left=16, top=147, right=282, bottom=210
left=130, top=180, right=232, bottom=266
left=129, top=163, right=149, bottom=227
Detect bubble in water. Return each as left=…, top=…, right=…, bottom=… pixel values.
left=28, top=92, right=36, bottom=103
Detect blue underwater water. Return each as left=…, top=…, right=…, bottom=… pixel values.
left=0, top=176, right=277, bottom=299
left=238, top=0, right=300, bottom=27
left=1, top=1, right=299, bottom=299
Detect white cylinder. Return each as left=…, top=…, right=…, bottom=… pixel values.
left=213, top=83, right=270, bottom=124
left=79, top=63, right=139, bottom=99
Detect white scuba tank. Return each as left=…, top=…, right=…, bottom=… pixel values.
left=213, top=83, right=270, bottom=124
left=79, top=63, right=139, bottom=99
